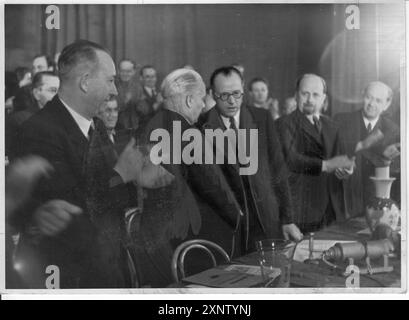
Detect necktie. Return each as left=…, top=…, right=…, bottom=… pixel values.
left=88, top=122, right=95, bottom=140
left=313, top=116, right=322, bottom=134
left=367, top=122, right=372, bottom=133
left=229, top=117, right=238, bottom=132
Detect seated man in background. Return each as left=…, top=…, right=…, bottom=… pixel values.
left=334, top=81, right=400, bottom=218
left=133, top=68, right=243, bottom=287
left=13, top=54, right=54, bottom=113
left=97, top=97, right=131, bottom=154
left=6, top=71, right=59, bottom=160
left=276, top=74, right=354, bottom=233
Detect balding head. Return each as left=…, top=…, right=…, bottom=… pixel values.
left=161, top=68, right=206, bottom=124
left=362, top=81, right=393, bottom=120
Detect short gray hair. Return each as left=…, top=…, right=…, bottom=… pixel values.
left=161, top=68, right=204, bottom=102
left=364, top=81, right=393, bottom=102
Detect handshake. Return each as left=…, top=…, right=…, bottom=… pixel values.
left=322, top=155, right=355, bottom=180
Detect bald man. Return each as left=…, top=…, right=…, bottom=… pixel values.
left=334, top=81, right=400, bottom=218
left=276, top=74, right=354, bottom=233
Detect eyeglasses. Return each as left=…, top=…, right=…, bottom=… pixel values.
left=214, top=91, right=243, bottom=101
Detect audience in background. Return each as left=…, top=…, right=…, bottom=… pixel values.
left=282, top=96, right=297, bottom=116
left=13, top=54, right=54, bottom=113
left=6, top=71, right=60, bottom=160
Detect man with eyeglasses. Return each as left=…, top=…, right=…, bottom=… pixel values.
left=199, top=66, right=303, bottom=256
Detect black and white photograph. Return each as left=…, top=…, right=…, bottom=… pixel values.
left=0, top=0, right=406, bottom=297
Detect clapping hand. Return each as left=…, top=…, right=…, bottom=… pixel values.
left=114, top=138, right=174, bottom=188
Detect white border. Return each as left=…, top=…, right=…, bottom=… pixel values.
left=0, top=0, right=407, bottom=299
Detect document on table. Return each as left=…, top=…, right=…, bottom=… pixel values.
left=182, top=264, right=279, bottom=288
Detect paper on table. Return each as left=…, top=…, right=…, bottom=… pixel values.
left=293, top=239, right=354, bottom=262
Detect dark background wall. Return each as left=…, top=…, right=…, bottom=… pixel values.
left=4, top=3, right=404, bottom=117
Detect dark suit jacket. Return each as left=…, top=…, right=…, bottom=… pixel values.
left=276, top=109, right=343, bottom=231
left=15, top=95, right=132, bottom=288
left=5, top=103, right=40, bottom=160
left=334, top=110, right=400, bottom=217
left=199, top=106, right=293, bottom=252
left=132, top=108, right=242, bottom=287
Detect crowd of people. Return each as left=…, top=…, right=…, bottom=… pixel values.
left=4, top=40, right=400, bottom=289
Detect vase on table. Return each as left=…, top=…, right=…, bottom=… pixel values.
left=366, top=166, right=400, bottom=233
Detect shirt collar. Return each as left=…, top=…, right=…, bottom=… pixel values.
left=144, top=86, right=155, bottom=96
left=305, top=113, right=320, bottom=125
left=59, top=97, right=93, bottom=139
left=220, top=110, right=241, bottom=130
left=363, top=115, right=380, bottom=130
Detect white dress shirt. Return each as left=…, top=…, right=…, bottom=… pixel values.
left=363, top=116, right=379, bottom=131
left=220, top=110, right=241, bottom=130
left=59, top=97, right=93, bottom=139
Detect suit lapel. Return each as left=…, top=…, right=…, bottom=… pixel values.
left=202, top=108, right=240, bottom=171
left=51, top=96, right=89, bottom=167
left=295, top=109, right=323, bottom=146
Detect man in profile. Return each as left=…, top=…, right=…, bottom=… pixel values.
left=134, top=68, right=242, bottom=287
left=17, top=40, right=173, bottom=288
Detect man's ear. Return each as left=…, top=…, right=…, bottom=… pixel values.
left=32, top=88, right=41, bottom=101
left=79, top=73, right=90, bottom=93
left=186, top=95, right=193, bottom=109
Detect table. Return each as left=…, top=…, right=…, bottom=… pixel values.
left=180, top=218, right=401, bottom=288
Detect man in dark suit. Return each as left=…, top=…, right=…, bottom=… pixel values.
left=334, top=81, right=400, bottom=218
left=199, top=66, right=303, bottom=255
left=133, top=68, right=243, bottom=287
left=276, top=74, right=354, bottom=233
left=16, top=40, right=173, bottom=288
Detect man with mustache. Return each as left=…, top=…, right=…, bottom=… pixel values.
left=276, top=74, right=354, bottom=233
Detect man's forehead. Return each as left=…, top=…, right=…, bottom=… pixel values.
left=299, top=76, right=325, bottom=92
left=33, top=56, right=47, bottom=66
left=214, top=73, right=243, bottom=89
left=120, top=61, right=134, bottom=70
left=107, top=100, right=118, bottom=108
left=366, top=83, right=389, bottom=98
left=143, top=68, right=156, bottom=75
left=42, top=75, right=59, bottom=85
